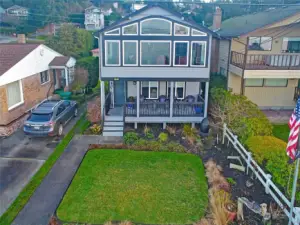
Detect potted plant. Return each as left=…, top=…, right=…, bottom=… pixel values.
left=127, top=96, right=135, bottom=109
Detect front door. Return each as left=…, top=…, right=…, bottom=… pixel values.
left=114, top=80, right=125, bottom=105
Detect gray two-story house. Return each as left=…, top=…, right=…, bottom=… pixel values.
left=97, top=5, right=215, bottom=136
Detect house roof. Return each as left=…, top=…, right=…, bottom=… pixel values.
left=6, top=5, right=28, bottom=11
left=96, top=4, right=217, bottom=37
left=49, top=56, right=70, bottom=66
left=0, top=44, right=40, bottom=76
left=217, top=5, right=300, bottom=37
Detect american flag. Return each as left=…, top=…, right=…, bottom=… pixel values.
left=287, top=98, right=300, bottom=160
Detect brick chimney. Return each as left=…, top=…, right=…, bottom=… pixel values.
left=212, top=6, right=222, bottom=31
left=17, top=34, right=26, bottom=44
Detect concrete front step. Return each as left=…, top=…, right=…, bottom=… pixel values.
left=105, top=116, right=123, bottom=122
left=104, top=121, right=124, bottom=126
left=102, top=131, right=123, bottom=137
left=103, top=126, right=123, bottom=131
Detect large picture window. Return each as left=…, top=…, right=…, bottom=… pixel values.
left=6, top=80, right=23, bottom=110
left=173, top=41, right=189, bottom=66
left=105, top=40, right=120, bottom=66
left=245, top=79, right=263, bottom=87
left=264, top=79, right=287, bottom=87
left=123, top=41, right=138, bottom=66
left=122, top=23, right=138, bottom=35
left=140, top=18, right=171, bottom=35
left=104, top=28, right=120, bottom=36
left=141, top=81, right=158, bottom=99
left=140, top=41, right=171, bottom=66
left=174, top=23, right=189, bottom=36
left=248, top=37, right=272, bottom=51
left=40, top=70, right=49, bottom=84
left=191, top=41, right=206, bottom=67
left=282, top=37, right=300, bottom=53
left=192, top=29, right=207, bottom=36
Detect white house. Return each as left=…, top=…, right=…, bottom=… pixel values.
left=84, top=6, right=105, bottom=31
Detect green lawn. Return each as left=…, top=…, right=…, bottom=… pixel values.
left=272, top=124, right=289, bottom=142
left=57, top=150, right=208, bottom=224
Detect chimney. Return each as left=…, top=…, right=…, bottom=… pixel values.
left=17, top=34, right=26, bottom=44
left=212, top=6, right=222, bottom=31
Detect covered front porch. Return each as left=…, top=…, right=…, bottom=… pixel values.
left=101, top=79, right=209, bottom=126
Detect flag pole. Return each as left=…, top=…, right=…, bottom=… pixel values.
left=288, top=151, right=300, bottom=225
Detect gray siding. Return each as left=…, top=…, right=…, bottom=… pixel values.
left=186, top=82, right=200, bottom=96
left=218, top=40, right=230, bottom=76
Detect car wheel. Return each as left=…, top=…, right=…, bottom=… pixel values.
left=74, top=108, right=78, bottom=117
left=58, top=124, right=64, bottom=136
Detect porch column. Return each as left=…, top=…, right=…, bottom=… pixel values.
left=100, top=81, right=105, bottom=119
left=204, top=81, right=209, bottom=118
left=170, top=81, right=174, bottom=118
left=136, top=81, right=140, bottom=118
left=64, top=67, right=69, bottom=87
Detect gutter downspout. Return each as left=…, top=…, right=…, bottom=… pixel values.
left=226, top=39, right=232, bottom=90
left=241, top=37, right=249, bottom=95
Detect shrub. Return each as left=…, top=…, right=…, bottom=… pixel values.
left=209, top=88, right=272, bottom=143
left=226, top=178, right=236, bottom=186
left=87, top=97, right=101, bottom=123
left=165, top=142, right=186, bottom=153
left=143, top=125, right=154, bottom=139
left=124, top=132, right=139, bottom=145
left=89, top=124, right=102, bottom=134
left=131, top=139, right=186, bottom=153
left=158, top=132, right=168, bottom=142
left=245, top=136, right=300, bottom=201
left=182, top=124, right=198, bottom=145
left=166, top=125, right=176, bottom=136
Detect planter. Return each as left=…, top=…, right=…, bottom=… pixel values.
left=225, top=202, right=237, bottom=221
left=127, top=103, right=134, bottom=109
left=194, top=106, right=202, bottom=114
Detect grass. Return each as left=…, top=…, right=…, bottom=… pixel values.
left=0, top=113, right=87, bottom=225
left=272, top=124, right=289, bottom=142
left=57, top=150, right=208, bottom=224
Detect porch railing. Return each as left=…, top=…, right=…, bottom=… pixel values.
left=231, top=51, right=300, bottom=70
left=125, top=102, right=137, bottom=116
left=140, top=102, right=170, bottom=117
left=173, top=102, right=204, bottom=117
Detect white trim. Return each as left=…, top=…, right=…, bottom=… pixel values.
left=105, top=40, right=121, bottom=66
left=174, top=23, right=190, bottom=36
left=190, top=41, right=207, bottom=67
left=167, top=81, right=185, bottom=100
left=173, top=41, right=189, bottom=67
left=7, top=80, right=24, bottom=111
left=122, top=23, right=138, bottom=35
left=191, top=28, right=207, bottom=36
left=140, top=18, right=172, bottom=36
left=141, top=81, right=159, bottom=99
left=122, top=40, right=138, bottom=66
left=104, top=28, right=120, bottom=36
left=140, top=40, right=171, bottom=66
left=40, top=70, right=51, bottom=85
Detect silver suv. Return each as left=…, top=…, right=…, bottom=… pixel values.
left=24, top=100, right=78, bottom=136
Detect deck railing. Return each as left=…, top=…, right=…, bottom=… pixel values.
left=140, top=102, right=170, bottom=117
left=173, top=102, right=204, bottom=117
left=231, top=51, right=300, bottom=70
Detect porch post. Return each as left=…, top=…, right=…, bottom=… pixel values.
left=204, top=81, right=209, bottom=118
left=136, top=81, right=140, bottom=118
left=64, top=67, right=69, bottom=87
left=100, top=81, right=105, bottom=119
left=170, top=81, right=174, bottom=117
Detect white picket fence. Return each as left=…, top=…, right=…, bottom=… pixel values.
left=222, top=124, right=300, bottom=225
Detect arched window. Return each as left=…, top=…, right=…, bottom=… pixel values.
left=140, top=18, right=172, bottom=35
left=174, top=23, right=189, bottom=36
left=191, top=29, right=207, bottom=36
left=105, top=28, right=120, bottom=36
left=122, top=23, right=138, bottom=35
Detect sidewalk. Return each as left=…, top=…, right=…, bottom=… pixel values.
left=12, top=135, right=122, bottom=225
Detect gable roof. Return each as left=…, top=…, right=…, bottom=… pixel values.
left=0, top=44, right=40, bottom=76
left=96, top=4, right=217, bottom=37
left=217, top=5, right=300, bottom=37
left=6, top=5, right=28, bottom=11
left=49, top=56, right=71, bottom=66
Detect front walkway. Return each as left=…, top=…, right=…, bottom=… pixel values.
left=12, top=135, right=122, bottom=225
left=262, top=109, right=292, bottom=124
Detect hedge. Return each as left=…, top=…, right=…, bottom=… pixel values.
left=245, top=136, right=300, bottom=202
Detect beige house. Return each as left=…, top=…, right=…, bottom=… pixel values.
left=214, top=5, right=300, bottom=109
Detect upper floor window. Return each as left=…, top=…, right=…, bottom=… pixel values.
left=173, top=41, right=189, bottom=66
left=122, top=23, right=138, bottom=35
left=174, top=23, right=189, bottom=36
left=40, top=71, right=50, bottom=84
left=140, top=41, right=171, bottom=66
left=140, top=18, right=172, bottom=35
left=105, top=28, right=120, bottom=36
left=105, top=40, right=120, bottom=66
left=192, top=29, right=207, bottom=36
left=123, top=41, right=138, bottom=66
left=248, top=37, right=272, bottom=51
left=191, top=41, right=206, bottom=67
left=282, top=37, right=300, bottom=53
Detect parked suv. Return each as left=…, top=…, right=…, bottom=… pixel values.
left=24, top=100, right=78, bottom=136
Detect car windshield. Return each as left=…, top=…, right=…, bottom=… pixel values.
left=28, top=113, right=53, bottom=122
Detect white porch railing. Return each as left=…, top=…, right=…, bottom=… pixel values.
left=222, top=124, right=300, bottom=225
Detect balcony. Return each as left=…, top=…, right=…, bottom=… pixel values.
left=231, top=51, right=300, bottom=70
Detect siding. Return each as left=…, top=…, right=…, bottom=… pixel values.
left=244, top=79, right=297, bottom=109
left=228, top=72, right=242, bottom=94
left=218, top=40, right=230, bottom=76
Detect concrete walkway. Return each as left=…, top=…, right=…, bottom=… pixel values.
left=12, top=135, right=122, bottom=225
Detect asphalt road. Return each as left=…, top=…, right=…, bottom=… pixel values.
left=0, top=116, right=79, bottom=216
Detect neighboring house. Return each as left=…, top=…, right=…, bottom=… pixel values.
left=0, top=5, right=5, bottom=23
left=0, top=40, right=76, bottom=136
left=84, top=6, right=105, bottom=31
left=131, top=3, right=146, bottom=12
left=5, top=5, right=28, bottom=17
left=97, top=4, right=216, bottom=136
left=214, top=5, right=300, bottom=110
left=91, top=48, right=99, bottom=57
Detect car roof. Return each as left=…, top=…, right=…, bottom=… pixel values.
left=32, top=100, right=61, bottom=114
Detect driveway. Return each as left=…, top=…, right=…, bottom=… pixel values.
left=0, top=117, right=79, bottom=216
